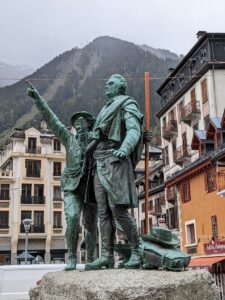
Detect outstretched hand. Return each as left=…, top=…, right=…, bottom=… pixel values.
left=26, top=80, right=41, bottom=101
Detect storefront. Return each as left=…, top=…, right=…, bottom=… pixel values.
left=189, top=241, right=225, bottom=299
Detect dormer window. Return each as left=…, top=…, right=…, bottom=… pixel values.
left=28, top=137, right=36, bottom=153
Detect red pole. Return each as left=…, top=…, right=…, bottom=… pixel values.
left=144, top=72, right=150, bottom=234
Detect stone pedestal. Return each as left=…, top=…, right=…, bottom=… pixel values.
left=30, top=269, right=220, bottom=300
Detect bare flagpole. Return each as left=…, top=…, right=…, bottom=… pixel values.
left=144, top=72, right=150, bottom=234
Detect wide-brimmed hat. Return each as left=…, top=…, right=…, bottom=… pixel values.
left=141, top=227, right=180, bottom=246
left=70, top=111, right=95, bottom=129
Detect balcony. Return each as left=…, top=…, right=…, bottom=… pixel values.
left=162, top=120, right=178, bottom=140
left=181, top=101, right=201, bottom=123
left=159, top=194, right=166, bottom=205
left=25, top=146, right=42, bottom=154
left=151, top=205, right=162, bottom=216
left=20, top=224, right=45, bottom=233
left=53, top=197, right=63, bottom=201
left=217, top=172, right=225, bottom=192
left=174, top=145, right=191, bottom=165
left=21, top=195, right=45, bottom=204
left=166, top=186, right=177, bottom=205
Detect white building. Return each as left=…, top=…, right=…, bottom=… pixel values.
left=157, top=31, right=225, bottom=232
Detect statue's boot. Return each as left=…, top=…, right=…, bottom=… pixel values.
left=123, top=220, right=140, bottom=269
left=85, top=223, right=114, bottom=270
left=85, top=229, right=97, bottom=263
left=85, top=246, right=114, bottom=270
left=64, top=221, right=79, bottom=271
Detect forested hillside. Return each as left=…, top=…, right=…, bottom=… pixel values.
left=0, top=36, right=178, bottom=146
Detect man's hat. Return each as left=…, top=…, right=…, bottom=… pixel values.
left=70, top=111, right=96, bottom=129
left=141, top=227, right=180, bottom=246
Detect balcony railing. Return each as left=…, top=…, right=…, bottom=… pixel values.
left=162, top=120, right=178, bottom=140
left=53, top=225, right=63, bottom=229
left=53, top=197, right=63, bottom=201
left=181, top=101, right=201, bottom=123
left=21, top=195, right=45, bottom=204
left=174, top=145, right=191, bottom=164
left=151, top=205, right=162, bottom=216
left=20, top=224, right=45, bottom=233
left=25, top=146, right=42, bottom=154
left=166, top=186, right=177, bottom=204
left=159, top=194, right=166, bottom=205
left=217, top=172, right=225, bottom=192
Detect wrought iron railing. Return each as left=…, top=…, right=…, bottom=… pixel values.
left=20, top=224, right=45, bottom=233
left=25, top=146, right=42, bottom=154
left=166, top=186, right=177, bottom=202
left=174, top=145, right=191, bottom=162
left=21, top=195, right=45, bottom=204
left=181, top=101, right=200, bottom=121
left=162, top=120, right=178, bottom=139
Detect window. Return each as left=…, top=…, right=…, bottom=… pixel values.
left=21, top=184, right=32, bottom=204
left=191, top=88, right=196, bottom=106
left=211, top=215, right=218, bottom=239
left=180, top=180, right=191, bottom=203
left=204, top=115, right=210, bottom=131
left=204, top=168, right=216, bottom=192
left=0, top=212, right=9, bottom=228
left=25, top=160, right=41, bottom=177
left=53, top=212, right=62, bottom=228
left=34, top=211, right=44, bottom=232
left=21, top=210, right=32, bottom=221
left=201, top=78, right=208, bottom=104
left=178, top=100, right=184, bottom=123
left=172, top=140, right=177, bottom=161
left=53, top=186, right=62, bottom=201
left=164, top=146, right=169, bottom=166
left=149, top=200, right=153, bottom=210
left=28, top=137, right=37, bottom=153
left=53, top=162, right=61, bottom=176
left=141, top=202, right=145, bottom=213
left=34, top=184, right=44, bottom=204
left=0, top=184, right=10, bottom=200
left=53, top=139, right=61, bottom=152
left=141, top=220, right=146, bottom=234
left=166, top=207, right=179, bottom=230
left=185, top=220, right=196, bottom=245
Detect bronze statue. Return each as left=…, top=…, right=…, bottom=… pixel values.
left=26, top=81, right=97, bottom=271
left=85, top=74, right=143, bottom=270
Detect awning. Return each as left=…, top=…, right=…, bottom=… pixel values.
left=189, top=256, right=225, bottom=268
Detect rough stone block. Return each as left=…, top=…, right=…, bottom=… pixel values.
left=29, top=269, right=220, bottom=300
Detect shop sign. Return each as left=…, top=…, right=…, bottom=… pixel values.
left=204, top=241, right=225, bottom=255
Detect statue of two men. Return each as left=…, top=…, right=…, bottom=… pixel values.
left=27, top=73, right=143, bottom=270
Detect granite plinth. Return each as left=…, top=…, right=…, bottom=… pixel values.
left=30, top=269, right=220, bottom=300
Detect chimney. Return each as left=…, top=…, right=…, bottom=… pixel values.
left=196, top=31, right=206, bottom=40
left=40, top=120, right=49, bottom=133
left=167, top=68, right=174, bottom=76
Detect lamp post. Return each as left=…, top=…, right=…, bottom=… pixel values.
left=22, top=219, right=32, bottom=264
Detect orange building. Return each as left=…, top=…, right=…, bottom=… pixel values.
left=165, top=114, right=225, bottom=296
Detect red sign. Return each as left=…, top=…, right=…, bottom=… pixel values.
left=204, top=241, right=225, bottom=255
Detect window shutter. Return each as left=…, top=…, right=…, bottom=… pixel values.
left=204, top=171, right=209, bottom=192
left=179, top=183, right=184, bottom=203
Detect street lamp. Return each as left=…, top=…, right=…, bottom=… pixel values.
left=22, top=219, right=32, bottom=264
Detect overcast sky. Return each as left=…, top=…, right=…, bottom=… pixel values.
left=1, top=0, right=225, bottom=68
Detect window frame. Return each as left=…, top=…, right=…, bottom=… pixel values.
left=185, top=219, right=197, bottom=247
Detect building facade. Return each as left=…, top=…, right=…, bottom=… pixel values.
left=157, top=31, right=225, bottom=296
left=157, top=31, right=225, bottom=234
left=0, top=126, right=86, bottom=265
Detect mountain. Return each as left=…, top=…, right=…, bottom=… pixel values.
left=0, top=62, right=34, bottom=87
left=139, top=44, right=180, bottom=61
left=0, top=36, right=179, bottom=146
